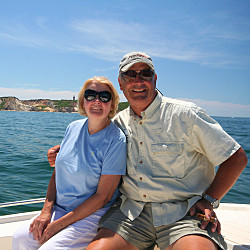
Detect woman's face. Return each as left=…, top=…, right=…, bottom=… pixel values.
left=83, top=81, right=113, bottom=120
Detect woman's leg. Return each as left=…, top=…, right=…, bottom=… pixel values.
left=12, top=217, right=40, bottom=250
left=39, top=207, right=109, bottom=250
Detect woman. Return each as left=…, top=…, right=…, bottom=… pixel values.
left=13, top=76, right=127, bottom=249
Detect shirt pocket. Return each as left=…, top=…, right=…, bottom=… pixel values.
left=151, top=142, right=185, bottom=179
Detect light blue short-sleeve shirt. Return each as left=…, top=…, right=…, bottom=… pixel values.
left=54, top=119, right=127, bottom=212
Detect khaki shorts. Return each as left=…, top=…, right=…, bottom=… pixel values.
left=99, top=200, right=227, bottom=250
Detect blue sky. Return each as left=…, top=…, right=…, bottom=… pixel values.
left=0, top=0, right=249, bottom=117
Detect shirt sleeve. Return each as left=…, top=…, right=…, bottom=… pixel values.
left=101, top=130, right=127, bottom=176
left=191, top=108, right=241, bottom=167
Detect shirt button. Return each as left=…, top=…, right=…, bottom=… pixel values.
left=143, top=194, right=147, bottom=198
left=139, top=177, right=142, bottom=181
left=139, top=121, right=142, bottom=125
left=140, top=161, right=143, bottom=164
left=140, top=141, right=143, bottom=145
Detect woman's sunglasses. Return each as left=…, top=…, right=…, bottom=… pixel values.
left=121, top=69, right=155, bottom=81
left=84, top=89, right=112, bottom=103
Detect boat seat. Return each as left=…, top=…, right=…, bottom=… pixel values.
left=0, top=211, right=39, bottom=249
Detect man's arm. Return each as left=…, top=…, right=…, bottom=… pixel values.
left=47, top=145, right=60, bottom=167
left=189, top=147, right=248, bottom=232
left=204, top=147, right=247, bottom=199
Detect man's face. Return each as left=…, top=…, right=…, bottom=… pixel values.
left=118, top=63, right=157, bottom=113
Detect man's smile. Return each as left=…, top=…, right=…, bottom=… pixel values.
left=132, top=89, right=146, bottom=93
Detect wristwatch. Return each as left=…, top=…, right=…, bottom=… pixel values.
left=202, top=193, right=220, bottom=209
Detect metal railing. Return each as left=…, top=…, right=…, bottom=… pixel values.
left=0, top=198, right=45, bottom=208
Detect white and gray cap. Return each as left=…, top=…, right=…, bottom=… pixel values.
left=119, top=52, right=155, bottom=73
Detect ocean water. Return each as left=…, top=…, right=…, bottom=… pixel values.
left=0, top=111, right=249, bottom=216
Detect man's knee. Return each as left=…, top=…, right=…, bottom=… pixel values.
left=167, top=234, right=218, bottom=250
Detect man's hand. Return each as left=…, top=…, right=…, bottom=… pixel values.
left=189, top=199, right=221, bottom=234
left=29, top=212, right=51, bottom=241
left=47, top=145, right=60, bottom=167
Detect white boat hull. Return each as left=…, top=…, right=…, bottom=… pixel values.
left=0, top=211, right=39, bottom=249
left=1, top=203, right=250, bottom=250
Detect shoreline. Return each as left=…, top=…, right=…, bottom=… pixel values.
left=0, top=109, right=79, bottom=114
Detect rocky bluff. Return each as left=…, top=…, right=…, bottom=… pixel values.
left=0, top=97, right=78, bottom=113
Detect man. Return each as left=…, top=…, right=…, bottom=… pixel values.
left=48, top=52, right=247, bottom=249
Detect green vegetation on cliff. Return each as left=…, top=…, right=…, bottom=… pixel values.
left=53, top=100, right=78, bottom=109
left=0, top=100, right=6, bottom=110
left=118, top=102, right=129, bottom=111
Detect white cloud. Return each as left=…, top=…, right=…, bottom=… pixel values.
left=66, top=15, right=250, bottom=68
left=0, top=87, right=77, bottom=100
left=0, top=87, right=127, bottom=103
left=179, top=98, right=250, bottom=118
left=119, top=93, right=127, bottom=102
left=0, top=15, right=249, bottom=68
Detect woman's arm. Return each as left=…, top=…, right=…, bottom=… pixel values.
left=39, top=174, right=121, bottom=245
left=29, top=169, right=56, bottom=241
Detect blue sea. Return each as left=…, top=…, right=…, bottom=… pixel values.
left=0, top=111, right=249, bottom=216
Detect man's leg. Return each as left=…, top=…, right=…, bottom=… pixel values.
left=88, top=200, right=156, bottom=249
left=156, top=214, right=226, bottom=250
left=166, top=235, right=217, bottom=250
left=87, top=227, right=138, bottom=250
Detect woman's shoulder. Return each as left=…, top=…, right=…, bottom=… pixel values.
left=109, top=121, right=126, bottom=141
left=66, top=118, right=88, bottom=131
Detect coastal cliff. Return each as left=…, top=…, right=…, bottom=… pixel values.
left=0, top=97, right=129, bottom=113
left=0, top=97, right=77, bottom=112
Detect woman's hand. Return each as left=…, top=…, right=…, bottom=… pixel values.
left=39, top=221, right=63, bottom=245
left=189, top=198, right=221, bottom=234
left=29, top=211, right=52, bottom=241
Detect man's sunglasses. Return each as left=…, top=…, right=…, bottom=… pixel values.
left=84, top=89, right=112, bottom=103
left=121, top=69, right=155, bottom=81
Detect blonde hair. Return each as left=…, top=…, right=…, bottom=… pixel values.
left=78, top=76, right=120, bottom=119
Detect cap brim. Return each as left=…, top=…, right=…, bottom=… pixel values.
left=120, top=59, right=155, bottom=73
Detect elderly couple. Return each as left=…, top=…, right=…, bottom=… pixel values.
left=13, top=52, right=247, bottom=250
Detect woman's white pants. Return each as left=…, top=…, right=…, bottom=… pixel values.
left=12, top=207, right=109, bottom=250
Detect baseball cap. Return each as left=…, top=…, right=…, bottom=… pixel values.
left=119, top=52, right=155, bottom=73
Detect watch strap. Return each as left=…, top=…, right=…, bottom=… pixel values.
left=202, top=193, right=220, bottom=208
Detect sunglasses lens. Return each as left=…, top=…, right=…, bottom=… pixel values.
left=84, top=89, right=112, bottom=103
left=140, top=69, right=154, bottom=79
left=84, top=89, right=97, bottom=101
left=99, top=91, right=112, bottom=103
left=85, top=96, right=95, bottom=101
left=122, top=69, right=154, bottom=81
left=123, top=70, right=137, bottom=78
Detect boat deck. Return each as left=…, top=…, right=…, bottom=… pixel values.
left=215, top=203, right=250, bottom=249
left=0, top=203, right=250, bottom=249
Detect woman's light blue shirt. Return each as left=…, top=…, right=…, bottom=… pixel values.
left=54, top=119, right=127, bottom=212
